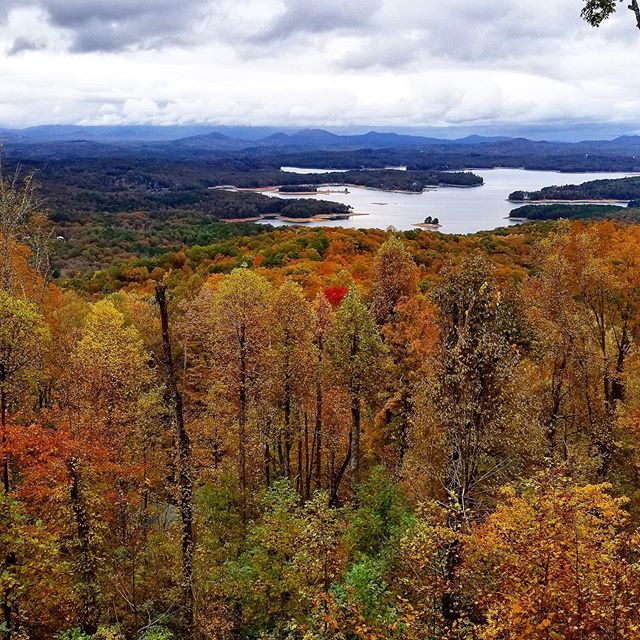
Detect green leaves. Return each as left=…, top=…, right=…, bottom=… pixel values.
left=581, top=0, right=620, bottom=27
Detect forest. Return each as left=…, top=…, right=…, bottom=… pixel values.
left=508, top=203, right=640, bottom=221
left=7, top=129, right=640, bottom=173
left=6, top=161, right=640, bottom=640
left=0, top=156, right=483, bottom=277
left=509, top=176, right=640, bottom=202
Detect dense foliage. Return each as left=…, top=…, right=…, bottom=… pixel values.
left=0, top=156, right=483, bottom=276
left=508, top=203, right=640, bottom=220
left=6, top=206, right=640, bottom=639
left=509, top=175, right=640, bottom=202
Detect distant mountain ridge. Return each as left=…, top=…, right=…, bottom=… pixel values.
left=0, top=124, right=516, bottom=148
left=2, top=125, right=640, bottom=154
left=3, top=125, right=640, bottom=173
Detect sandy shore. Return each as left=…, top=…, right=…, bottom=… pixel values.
left=413, top=222, right=443, bottom=229
left=232, top=183, right=474, bottom=195
left=222, top=212, right=369, bottom=224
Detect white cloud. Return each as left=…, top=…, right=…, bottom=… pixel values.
left=0, top=0, right=639, bottom=129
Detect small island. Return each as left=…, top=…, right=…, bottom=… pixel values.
left=278, top=185, right=319, bottom=194
left=414, top=215, right=442, bottom=229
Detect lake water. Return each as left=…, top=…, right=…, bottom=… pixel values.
left=258, top=168, right=636, bottom=234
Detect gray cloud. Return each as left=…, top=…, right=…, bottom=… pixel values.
left=1, top=0, right=210, bottom=52
left=7, top=36, right=46, bottom=56
left=255, top=0, right=383, bottom=42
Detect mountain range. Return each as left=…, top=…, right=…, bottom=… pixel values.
left=2, top=125, right=640, bottom=173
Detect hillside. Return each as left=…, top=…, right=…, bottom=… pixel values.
left=7, top=216, right=640, bottom=639
left=509, top=175, right=640, bottom=202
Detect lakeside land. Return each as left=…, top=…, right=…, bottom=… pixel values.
left=10, top=127, right=640, bottom=639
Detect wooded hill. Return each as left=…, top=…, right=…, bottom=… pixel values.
left=509, top=175, right=640, bottom=202
left=6, top=183, right=640, bottom=639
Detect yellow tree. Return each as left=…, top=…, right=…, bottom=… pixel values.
left=535, top=224, right=640, bottom=479
left=467, top=474, right=640, bottom=639
left=526, top=232, right=591, bottom=463
left=0, top=290, right=47, bottom=638
left=212, top=268, right=271, bottom=516
left=267, top=279, right=316, bottom=494
left=326, top=287, right=386, bottom=501
left=68, top=298, right=152, bottom=635
left=369, top=235, right=419, bottom=326
left=380, top=295, right=435, bottom=475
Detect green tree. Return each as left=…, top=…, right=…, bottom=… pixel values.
left=582, top=0, right=640, bottom=31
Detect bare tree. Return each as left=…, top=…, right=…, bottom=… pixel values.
left=22, top=212, right=54, bottom=301
left=0, top=160, right=52, bottom=297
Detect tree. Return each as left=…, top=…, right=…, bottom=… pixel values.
left=326, top=287, right=385, bottom=501
left=0, top=293, right=46, bottom=639
left=526, top=234, right=588, bottom=463
left=312, top=291, right=333, bottom=494
left=0, top=166, right=47, bottom=296
left=66, top=298, right=154, bottom=635
left=582, top=0, right=640, bottom=31
left=267, top=280, right=316, bottom=492
left=0, top=291, right=46, bottom=495
left=532, top=224, right=640, bottom=479
left=467, top=474, right=640, bottom=639
left=155, top=283, right=195, bottom=637
left=369, top=235, right=418, bottom=326
left=426, top=256, right=529, bottom=633
left=211, top=268, right=271, bottom=516
left=380, top=296, right=435, bottom=475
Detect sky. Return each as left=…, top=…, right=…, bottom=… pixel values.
left=1, top=0, right=640, bottom=134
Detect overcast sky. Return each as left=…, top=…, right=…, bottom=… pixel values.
left=1, top=0, right=639, bottom=131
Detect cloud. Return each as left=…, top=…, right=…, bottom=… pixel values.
left=1, top=0, right=211, bottom=52
left=0, top=0, right=639, bottom=130
left=254, top=0, right=383, bottom=42
left=6, top=36, right=46, bottom=55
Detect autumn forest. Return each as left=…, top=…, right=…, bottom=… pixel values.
left=2, top=153, right=640, bottom=640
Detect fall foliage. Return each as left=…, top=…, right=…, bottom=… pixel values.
left=7, top=212, right=640, bottom=639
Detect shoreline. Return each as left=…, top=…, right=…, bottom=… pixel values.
left=413, top=222, right=443, bottom=229
left=221, top=212, right=369, bottom=224
left=216, top=182, right=481, bottom=196
left=508, top=198, right=630, bottom=205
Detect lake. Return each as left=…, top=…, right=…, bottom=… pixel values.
left=257, top=168, right=636, bottom=234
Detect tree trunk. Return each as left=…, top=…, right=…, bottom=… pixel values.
left=398, top=388, right=411, bottom=473
left=283, top=389, right=292, bottom=480
left=67, top=458, right=99, bottom=636
left=1, top=387, right=8, bottom=496
left=238, top=332, right=247, bottom=520
left=314, top=373, right=323, bottom=492
left=155, top=284, right=195, bottom=636
left=263, top=417, right=271, bottom=487
left=630, top=0, right=640, bottom=31
left=1, top=384, right=15, bottom=640
left=350, top=394, right=361, bottom=497
left=330, top=432, right=352, bottom=507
